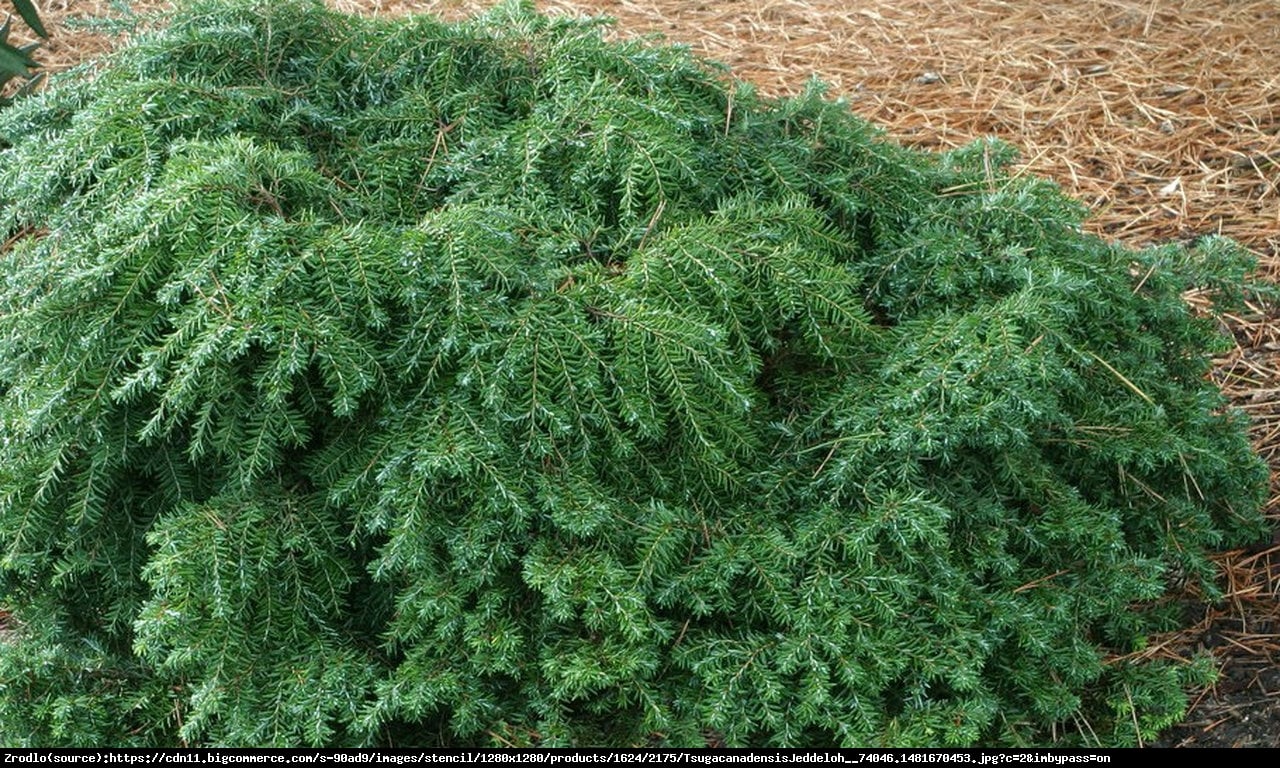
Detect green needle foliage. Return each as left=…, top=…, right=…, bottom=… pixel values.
left=0, top=0, right=1269, bottom=747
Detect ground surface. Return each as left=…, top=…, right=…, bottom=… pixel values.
left=9, top=0, right=1280, bottom=748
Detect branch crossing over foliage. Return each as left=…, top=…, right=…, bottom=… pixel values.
left=0, top=0, right=1269, bottom=747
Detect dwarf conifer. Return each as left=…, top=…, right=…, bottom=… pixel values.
left=0, top=0, right=1269, bottom=747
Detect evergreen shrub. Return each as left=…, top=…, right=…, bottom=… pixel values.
left=0, top=0, right=1270, bottom=747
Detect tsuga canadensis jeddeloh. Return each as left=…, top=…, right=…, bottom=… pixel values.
left=0, top=0, right=1269, bottom=749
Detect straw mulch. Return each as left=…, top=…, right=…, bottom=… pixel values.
left=9, top=0, right=1280, bottom=747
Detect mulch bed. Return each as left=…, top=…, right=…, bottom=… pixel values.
left=8, top=0, right=1279, bottom=747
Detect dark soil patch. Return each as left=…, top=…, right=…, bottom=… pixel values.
left=1152, top=542, right=1280, bottom=747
